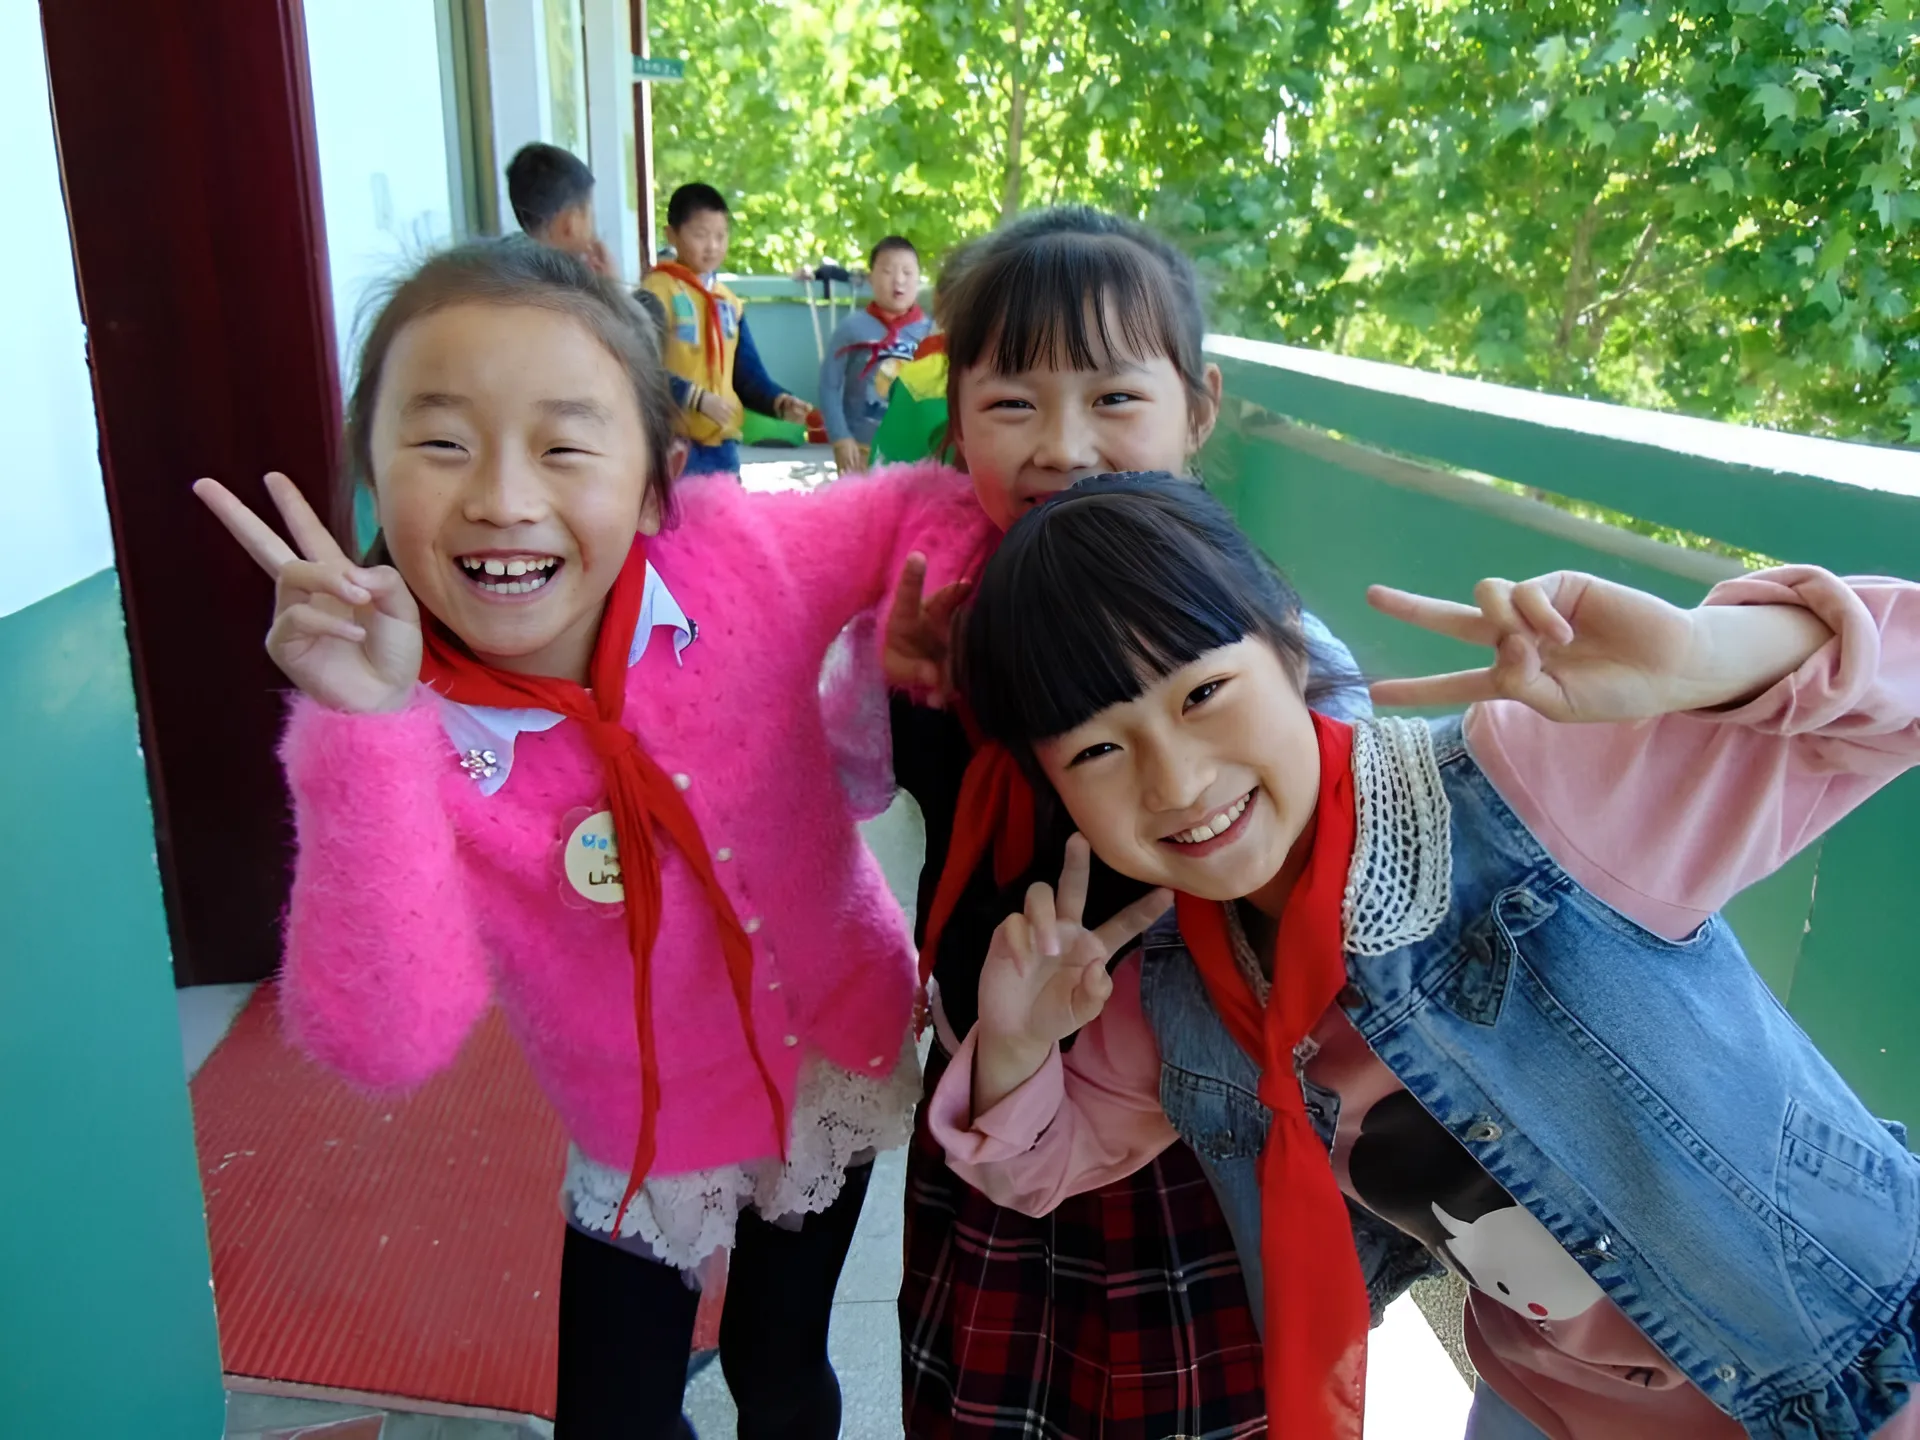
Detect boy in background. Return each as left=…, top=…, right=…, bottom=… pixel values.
left=643, top=183, right=809, bottom=476
left=504, top=142, right=615, bottom=276
left=818, top=237, right=931, bottom=475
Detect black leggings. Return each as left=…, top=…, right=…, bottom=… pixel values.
left=555, top=1160, right=874, bottom=1439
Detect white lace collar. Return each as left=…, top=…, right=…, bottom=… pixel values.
left=438, top=562, right=694, bottom=796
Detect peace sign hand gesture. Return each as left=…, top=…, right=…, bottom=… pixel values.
left=1365, top=571, right=1708, bottom=723
left=977, top=835, right=1173, bottom=1054
left=194, top=473, right=421, bottom=714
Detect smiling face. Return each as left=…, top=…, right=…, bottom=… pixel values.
left=870, top=245, right=922, bottom=315
left=1032, top=638, right=1321, bottom=905
left=667, top=206, right=730, bottom=276
left=369, top=302, right=658, bottom=682
left=952, top=305, right=1223, bottom=532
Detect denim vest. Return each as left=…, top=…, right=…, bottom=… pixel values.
left=1137, top=716, right=1919, bottom=1440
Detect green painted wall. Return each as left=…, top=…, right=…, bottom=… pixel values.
left=1204, top=405, right=1920, bottom=1126
left=0, top=570, right=224, bottom=1437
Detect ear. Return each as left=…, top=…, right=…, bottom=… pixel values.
left=639, top=440, right=688, bottom=536
left=1431, top=1201, right=1471, bottom=1240
left=1188, top=362, right=1225, bottom=451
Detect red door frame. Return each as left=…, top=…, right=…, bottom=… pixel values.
left=40, top=0, right=341, bottom=986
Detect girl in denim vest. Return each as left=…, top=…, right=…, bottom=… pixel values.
left=931, top=473, right=1920, bottom=1440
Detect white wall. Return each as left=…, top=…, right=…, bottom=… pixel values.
left=584, top=0, right=642, bottom=279
left=486, top=0, right=547, bottom=234
left=0, top=0, right=114, bottom=620
left=305, top=0, right=458, bottom=371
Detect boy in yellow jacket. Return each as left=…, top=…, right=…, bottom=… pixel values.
left=643, top=184, right=808, bottom=476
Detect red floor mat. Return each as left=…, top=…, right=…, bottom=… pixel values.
left=192, top=984, right=723, bottom=1418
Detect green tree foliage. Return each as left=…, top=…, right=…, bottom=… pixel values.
left=649, top=0, right=1920, bottom=442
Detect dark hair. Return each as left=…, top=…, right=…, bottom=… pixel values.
left=338, top=243, right=678, bottom=560
left=667, top=183, right=729, bottom=228
left=505, top=143, right=596, bottom=235
left=960, top=473, right=1350, bottom=749
left=941, top=207, right=1211, bottom=429
left=869, top=235, right=919, bottom=267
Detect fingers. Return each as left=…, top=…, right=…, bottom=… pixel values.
left=277, top=558, right=371, bottom=611
left=272, top=602, right=367, bottom=647
left=1023, top=881, right=1061, bottom=958
left=1369, top=669, right=1502, bottom=710
left=1070, top=957, right=1114, bottom=1024
left=1512, top=576, right=1576, bottom=645
left=924, top=577, right=973, bottom=626
left=889, top=553, right=928, bottom=623
left=194, top=478, right=297, bottom=575
left=1090, top=887, right=1174, bottom=957
left=265, top=472, right=350, bottom=566
left=1055, top=834, right=1090, bottom=929
left=353, top=564, right=421, bottom=624
left=1367, top=584, right=1501, bottom=647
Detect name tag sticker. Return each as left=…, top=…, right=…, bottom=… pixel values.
left=564, top=810, right=624, bottom=904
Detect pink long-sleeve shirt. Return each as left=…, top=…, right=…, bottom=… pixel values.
left=280, top=462, right=995, bottom=1178
left=931, top=567, right=1920, bottom=1439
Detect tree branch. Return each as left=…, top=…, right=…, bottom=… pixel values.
left=1556, top=200, right=1602, bottom=351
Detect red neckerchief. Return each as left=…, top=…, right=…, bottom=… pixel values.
left=653, top=262, right=727, bottom=378
left=419, top=541, right=786, bottom=1231
left=839, top=302, right=927, bottom=381
left=1175, top=712, right=1369, bottom=1439
left=914, top=332, right=946, bottom=360
left=916, top=702, right=1033, bottom=986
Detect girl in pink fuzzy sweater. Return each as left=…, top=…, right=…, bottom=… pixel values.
left=195, top=242, right=994, bottom=1440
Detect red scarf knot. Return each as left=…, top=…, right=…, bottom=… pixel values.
left=839, top=302, right=927, bottom=382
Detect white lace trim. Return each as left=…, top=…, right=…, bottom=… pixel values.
left=1344, top=716, right=1453, bottom=956
left=563, top=1036, right=921, bottom=1271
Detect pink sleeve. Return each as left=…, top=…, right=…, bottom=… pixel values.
left=926, top=954, right=1178, bottom=1215
left=1466, top=570, right=1920, bottom=939
left=278, top=694, right=492, bottom=1090
left=747, top=460, right=996, bottom=663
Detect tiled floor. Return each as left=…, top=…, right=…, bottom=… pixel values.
left=189, top=588, right=1473, bottom=1438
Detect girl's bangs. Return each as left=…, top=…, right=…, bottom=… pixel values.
left=964, top=235, right=1185, bottom=378
left=964, top=486, right=1266, bottom=743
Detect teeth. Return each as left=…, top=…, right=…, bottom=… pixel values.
left=1171, top=792, right=1252, bottom=846
left=506, top=560, right=528, bottom=576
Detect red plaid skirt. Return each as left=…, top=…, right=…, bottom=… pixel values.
left=900, top=1047, right=1267, bottom=1438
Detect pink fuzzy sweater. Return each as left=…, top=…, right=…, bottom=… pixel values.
left=278, top=462, right=994, bottom=1176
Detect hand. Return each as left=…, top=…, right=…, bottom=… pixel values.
left=1367, top=570, right=1828, bottom=721
left=698, top=390, right=742, bottom=429
left=973, top=836, right=1172, bottom=1110
left=194, top=472, right=421, bottom=714
left=883, top=552, right=971, bottom=701
left=583, top=237, right=616, bottom=277
left=832, top=438, right=866, bottom=476
left=775, top=393, right=811, bottom=425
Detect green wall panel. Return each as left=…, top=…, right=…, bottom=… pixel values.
left=0, top=570, right=224, bottom=1437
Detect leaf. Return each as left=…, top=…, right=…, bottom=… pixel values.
left=1750, top=82, right=1798, bottom=126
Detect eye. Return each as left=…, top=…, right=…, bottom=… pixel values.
left=545, top=444, right=589, bottom=457
left=1183, top=679, right=1226, bottom=712
left=417, top=439, right=466, bottom=453
left=986, top=397, right=1034, bottom=412
left=1094, top=391, right=1142, bottom=407
left=1068, top=741, right=1119, bottom=767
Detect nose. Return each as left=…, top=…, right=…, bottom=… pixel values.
left=1138, top=736, right=1212, bottom=818
left=461, top=449, right=549, bottom=528
left=1031, top=406, right=1100, bottom=474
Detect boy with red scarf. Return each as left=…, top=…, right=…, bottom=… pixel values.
left=643, top=183, right=810, bottom=476
left=819, top=237, right=933, bottom=476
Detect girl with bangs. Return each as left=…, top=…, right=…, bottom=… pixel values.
left=886, top=209, right=1375, bottom=1439
left=932, top=474, right=1920, bottom=1440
